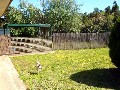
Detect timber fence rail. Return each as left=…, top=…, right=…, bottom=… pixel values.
left=52, top=32, right=110, bottom=50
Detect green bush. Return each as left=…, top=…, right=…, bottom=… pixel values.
left=109, top=17, right=120, bottom=68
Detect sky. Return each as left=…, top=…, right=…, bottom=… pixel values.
left=10, top=0, right=120, bottom=13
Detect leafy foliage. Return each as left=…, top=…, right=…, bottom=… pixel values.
left=41, top=0, right=82, bottom=32
left=5, top=0, right=44, bottom=37
left=81, top=1, right=120, bottom=33
left=109, top=17, right=120, bottom=68
left=108, top=1, right=120, bottom=68
left=3, top=0, right=120, bottom=37
left=81, top=9, right=114, bottom=33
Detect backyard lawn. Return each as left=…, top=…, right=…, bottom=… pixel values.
left=11, top=48, right=120, bottom=90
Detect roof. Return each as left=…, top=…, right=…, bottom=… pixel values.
left=0, top=0, right=13, bottom=17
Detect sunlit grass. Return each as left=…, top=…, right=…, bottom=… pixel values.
left=11, top=48, right=117, bottom=90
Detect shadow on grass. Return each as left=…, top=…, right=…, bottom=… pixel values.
left=70, top=68, right=120, bottom=89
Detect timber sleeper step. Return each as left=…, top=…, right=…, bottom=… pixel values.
left=11, top=37, right=52, bottom=48
left=11, top=41, right=52, bottom=51
left=11, top=46, right=32, bottom=53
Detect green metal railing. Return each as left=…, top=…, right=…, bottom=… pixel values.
left=4, top=24, right=52, bottom=37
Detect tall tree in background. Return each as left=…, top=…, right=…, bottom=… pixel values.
left=81, top=8, right=106, bottom=33
left=104, top=6, right=114, bottom=31
left=112, top=1, right=120, bottom=23
left=41, top=0, right=82, bottom=32
left=105, top=6, right=111, bottom=14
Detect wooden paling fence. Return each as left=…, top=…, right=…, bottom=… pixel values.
left=52, top=32, right=110, bottom=50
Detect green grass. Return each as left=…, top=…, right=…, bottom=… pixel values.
left=11, top=48, right=120, bottom=90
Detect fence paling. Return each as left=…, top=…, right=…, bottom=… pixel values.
left=52, top=33, right=110, bottom=50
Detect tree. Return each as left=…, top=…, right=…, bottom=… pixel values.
left=41, top=0, right=82, bottom=32
left=109, top=17, right=120, bottom=68
left=105, top=6, right=111, bottom=15
left=104, top=6, right=114, bottom=31
left=112, top=1, right=120, bottom=23
left=81, top=8, right=107, bottom=33
left=112, top=1, right=119, bottom=13
left=5, top=0, right=43, bottom=37
left=81, top=4, right=116, bottom=33
left=109, top=1, right=120, bottom=68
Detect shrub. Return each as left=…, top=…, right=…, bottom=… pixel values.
left=109, top=17, right=120, bottom=68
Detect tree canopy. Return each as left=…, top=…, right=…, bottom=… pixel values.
left=3, top=0, right=120, bottom=37
left=5, top=0, right=43, bottom=37
left=41, top=0, right=82, bottom=32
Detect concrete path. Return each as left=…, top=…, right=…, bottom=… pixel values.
left=0, top=55, right=27, bottom=90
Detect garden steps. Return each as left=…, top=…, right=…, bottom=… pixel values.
left=11, top=41, right=52, bottom=51
left=11, top=37, right=52, bottom=54
left=11, top=37, right=52, bottom=48
left=11, top=46, right=32, bottom=53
